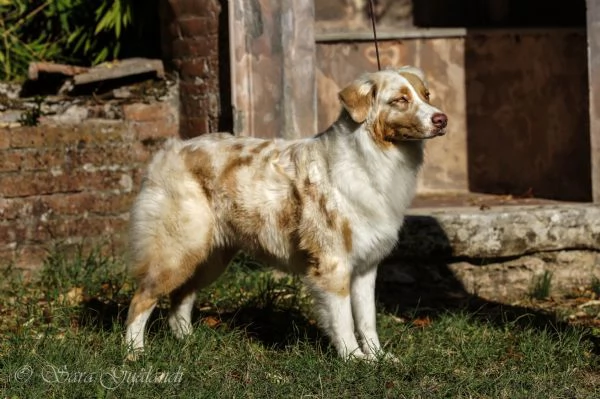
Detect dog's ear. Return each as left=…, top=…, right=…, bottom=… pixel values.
left=338, top=78, right=375, bottom=124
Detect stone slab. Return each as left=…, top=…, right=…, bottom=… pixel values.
left=380, top=250, right=600, bottom=302
left=396, top=204, right=600, bottom=259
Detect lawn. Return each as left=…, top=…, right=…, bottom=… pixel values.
left=1, top=248, right=598, bottom=398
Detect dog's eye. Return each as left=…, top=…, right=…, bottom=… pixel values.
left=424, top=92, right=431, bottom=101
left=389, top=96, right=409, bottom=105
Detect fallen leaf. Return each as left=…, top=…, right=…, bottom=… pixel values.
left=57, top=287, right=84, bottom=306
left=412, top=316, right=432, bottom=328
left=202, top=316, right=220, bottom=328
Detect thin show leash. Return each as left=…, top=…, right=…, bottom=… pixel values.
left=368, top=0, right=382, bottom=71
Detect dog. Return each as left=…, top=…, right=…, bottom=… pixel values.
left=125, top=66, right=447, bottom=361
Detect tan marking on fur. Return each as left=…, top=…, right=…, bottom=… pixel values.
left=126, top=289, right=158, bottom=324
left=370, top=110, right=396, bottom=149
left=398, top=86, right=412, bottom=103
left=386, top=110, right=425, bottom=139
left=308, top=258, right=350, bottom=297
left=303, top=177, right=319, bottom=201
left=338, top=81, right=373, bottom=123
left=221, top=155, right=253, bottom=179
left=153, top=252, right=206, bottom=295
left=250, top=141, right=272, bottom=154
left=170, top=250, right=233, bottom=304
left=220, top=155, right=253, bottom=194
left=371, top=100, right=426, bottom=145
left=231, top=143, right=244, bottom=152
left=228, top=201, right=265, bottom=239
left=262, top=148, right=282, bottom=165
left=277, top=186, right=301, bottom=230
left=341, top=218, right=353, bottom=253
left=319, top=194, right=337, bottom=228
left=183, top=147, right=215, bottom=200
left=399, top=72, right=430, bottom=103
left=299, top=229, right=322, bottom=261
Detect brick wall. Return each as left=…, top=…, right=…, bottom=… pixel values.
left=160, top=0, right=232, bottom=137
left=0, top=98, right=178, bottom=272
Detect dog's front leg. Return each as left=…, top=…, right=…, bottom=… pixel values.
left=351, top=265, right=396, bottom=361
left=306, top=259, right=365, bottom=360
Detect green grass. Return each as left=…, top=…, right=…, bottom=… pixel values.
left=529, top=270, right=554, bottom=300
left=1, top=249, right=599, bottom=398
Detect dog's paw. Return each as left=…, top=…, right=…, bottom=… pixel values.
left=376, top=351, right=399, bottom=363
left=345, top=350, right=370, bottom=362
left=352, top=350, right=399, bottom=363
left=344, top=349, right=397, bottom=363
left=124, top=350, right=143, bottom=362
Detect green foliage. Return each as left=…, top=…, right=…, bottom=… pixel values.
left=18, top=96, right=43, bottom=126
left=529, top=270, right=553, bottom=300
left=0, top=0, right=155, bottom=81
left=591, top=276, right=600, bottom=297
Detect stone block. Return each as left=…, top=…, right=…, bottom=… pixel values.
left=397, top=204, right=600, bottom=259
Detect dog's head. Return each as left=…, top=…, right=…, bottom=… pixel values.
left=339, top=66, right=447, bottom=144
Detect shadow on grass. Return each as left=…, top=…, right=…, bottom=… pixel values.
left=76, top=216, right=599, bottom=356
left=377, top=215, right=600, bottom=355
left=78, top=289, right=326, bottom=352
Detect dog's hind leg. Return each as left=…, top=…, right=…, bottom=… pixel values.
left=168, top=250, right=233, bottom=339
left=125, top=282, right=158, bottom=360
left=125, top=250, right=208, bottom=360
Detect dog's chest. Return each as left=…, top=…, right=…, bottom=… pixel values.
left=340, top=153, right=417, bottom=267
left=338, top=170, right=417, bottom=268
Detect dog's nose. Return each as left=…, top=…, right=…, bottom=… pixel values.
left=431, top=113, right=448, bottom=129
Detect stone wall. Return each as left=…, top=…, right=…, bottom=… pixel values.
left=0, top=91, right=178, bottom=272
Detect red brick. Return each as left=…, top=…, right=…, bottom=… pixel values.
left=169, top=0, right=221, bottom=19
left=1, top=170, right=137, bottom=198
left=8, top=126, right=45, bottom=148
left=0, top=150, right=23, bottom=172
left=122, top=103, right=172, bottom=122
left=0, top=197, right=30, bottom=220
left=131, top=141, right=153, bottom=163
left=0, top=221, right=28, bottom=246
left=0, top=129, right=10, bottom=149
left=9, top=124, right=134, bottom=149
left=0, top=248, right=16, bottom=267
left=177, top=16, right=209, bottom=37
left=133, top=118, right=178, bottom=141
left=13, top=245, right=48, bottom=272
left=179, top=59, right=213, bottom=80
left=180, top=116, right=210, bottom=138
left=179, top=80, right=211, bottom=96
left=131, top=168, right=145, bottom=189
left=27, top=216, right=130, bottom=242
left=181, top=96, right=212, bottom=117
left=32, top=192, right=135, bottom=217
left=0, top=145, right=146, bottom=176
left=172, top=38, right=215, bottom=59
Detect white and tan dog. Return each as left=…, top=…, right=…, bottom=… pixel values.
left=125, top=66, right=447, bottom=360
